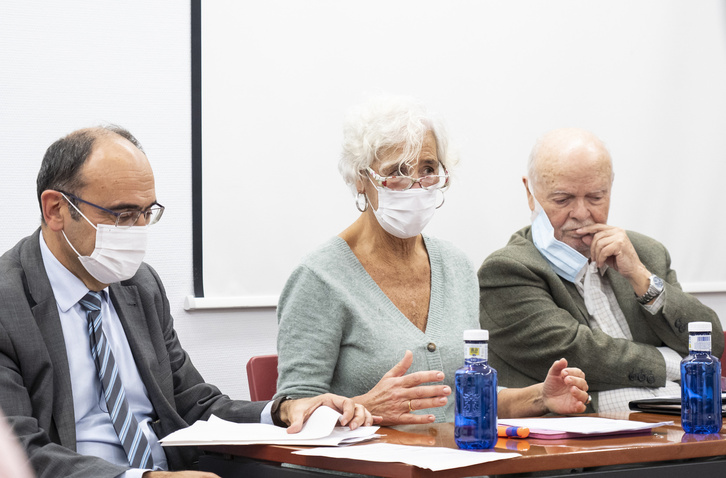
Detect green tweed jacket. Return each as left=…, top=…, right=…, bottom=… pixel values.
left=478, top=226, right=723, bottom=410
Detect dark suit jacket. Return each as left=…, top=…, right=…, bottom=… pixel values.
left=478, top=226, right=724, bottom=411
left=0, top=230, right=267, bottom=477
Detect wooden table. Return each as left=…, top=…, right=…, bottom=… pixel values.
left=199, top=412, right=726, bottom=477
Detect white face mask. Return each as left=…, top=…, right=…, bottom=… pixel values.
left=369, top=183, right=439, bottom=239
left=62, top=200, right=148, bottom=284
left=528, top=180, right=588, bottom=283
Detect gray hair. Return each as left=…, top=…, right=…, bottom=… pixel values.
left=338, top=95, right=457, bottom=192
left=36, top=125, right=144, bottom=219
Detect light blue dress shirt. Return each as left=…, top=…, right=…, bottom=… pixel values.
left=39, top=233, right=274, bottom=477
left=40, top=234, right=167, bottom=477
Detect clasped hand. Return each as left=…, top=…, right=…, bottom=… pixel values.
left=353, top=350, right=449, bottom=425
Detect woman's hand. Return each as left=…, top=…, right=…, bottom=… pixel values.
left=498, top=358, right=589, bottom=418
left=541, top=358, right=590, bottom=415
left=353, top=350, right=450, bottom=425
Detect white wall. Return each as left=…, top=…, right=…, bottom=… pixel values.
left=199, top=0, right=726, bottom=304
left=0, top=0, right=274, bottom=401
left=1, top=1, right=725, bottom=405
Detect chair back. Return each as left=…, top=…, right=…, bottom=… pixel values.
left=722, top=332, right=726, bottom=377
left=246, top=354, right=278, bottom=401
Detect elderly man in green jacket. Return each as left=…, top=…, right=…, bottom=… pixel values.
left=478, top=128, right=723, bottom=412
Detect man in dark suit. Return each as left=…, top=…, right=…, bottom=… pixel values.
left=478, top=128, right=723, bottom=413
left=0, top=126, right=373, bottom=478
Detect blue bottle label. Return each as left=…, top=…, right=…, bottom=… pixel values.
left=465, top=343, right=487, bottom=359
left=689, top=334, right=711, bottom=352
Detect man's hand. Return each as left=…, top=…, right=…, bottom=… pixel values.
left=352, top=350, right=450, bottom=426
left=280, top=394, right=377, bottom=434
left=542, top=358, right=590, bottom=415
left=497, top=358, right=589, bottom=417
left=577, top=224, right=651, bottom=295
left=142, top=472, right=220, bottom=477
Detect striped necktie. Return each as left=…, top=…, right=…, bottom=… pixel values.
left=80, top=291, right=153, bottom=469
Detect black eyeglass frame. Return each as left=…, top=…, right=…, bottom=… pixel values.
left=59, top=190, right=165, bottom=228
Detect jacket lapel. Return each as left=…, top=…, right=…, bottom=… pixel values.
left=523, top=227, right=592, bottom=325
left=109, top=284, right=173, bottom=416
left=561, top=278, right=591, bottom=325
left=606, top=268, right=645, bottom=340
left=23, top=230, right=77, bottom=449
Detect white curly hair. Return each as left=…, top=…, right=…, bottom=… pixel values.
left=338, top=95, right=457, bottom=193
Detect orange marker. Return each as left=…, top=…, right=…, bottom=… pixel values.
left=497, top=425, right=530, bottom=438
left=495, top=438, right=531, bottom=452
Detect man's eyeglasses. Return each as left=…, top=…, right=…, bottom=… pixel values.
left=366, top=167, right=449, bottom=191
left=60, top=191, right=165, bottom=228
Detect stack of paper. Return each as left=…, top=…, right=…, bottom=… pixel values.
left=497, top=417, right=673, bottom=439
left=294, top=444, right=520, bottom=472
left=160, top=406, right=379, bottom=447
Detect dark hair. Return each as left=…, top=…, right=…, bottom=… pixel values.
left=36, top=125, right=144, bottom=216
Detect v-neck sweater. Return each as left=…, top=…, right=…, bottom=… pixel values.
left=276, top=234, right=479, bottom=422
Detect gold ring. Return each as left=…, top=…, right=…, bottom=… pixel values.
left=586, top=394, right=592, bottom=405
left=408, top=400, right=414, bottom=412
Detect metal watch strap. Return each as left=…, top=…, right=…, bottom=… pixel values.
left=636, top=274, right=663, bottom=304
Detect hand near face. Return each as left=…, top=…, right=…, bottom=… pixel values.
left=280, top=394, right=378, bottom=434
left=353, top=350, right=450, bottom=426
left=576, top=223, right=652, bottom=294
left=542, top=358, right=590, bottom=415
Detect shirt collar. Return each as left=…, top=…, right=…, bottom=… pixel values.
left=580, top=260, right=608, bottom=280
left=575, top=261, right=608, bottom=295
left=39, top=231, right=108, bottom=313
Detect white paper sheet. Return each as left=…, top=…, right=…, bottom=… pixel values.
left=294, top=443, right=520, bottom=471
left=160, top=406, right=379, bottom=446
left=497, top=417, right=673, bottom=438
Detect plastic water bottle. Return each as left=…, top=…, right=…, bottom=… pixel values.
left=455, top=329, right=497, bottom=449
left=681, top=321, right=722, bottom=434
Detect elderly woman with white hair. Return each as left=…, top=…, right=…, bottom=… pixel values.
left=275, top=95, right=591, bottom=425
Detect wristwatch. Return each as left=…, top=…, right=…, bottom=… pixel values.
left=635, top=274, right=664, bottom=304
left=271, top=396, right=290, bottom=428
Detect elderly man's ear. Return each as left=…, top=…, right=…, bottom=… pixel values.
left=41, top=190, right=67, bottom=232
left=522, top=177, right=535, bottom=212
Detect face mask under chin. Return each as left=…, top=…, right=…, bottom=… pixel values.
left=527, top=181, right=588, bottom=283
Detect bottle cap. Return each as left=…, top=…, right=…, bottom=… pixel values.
left=688, top=321, right=712, bottom=333
left=463, top=329, right=488, bottom=341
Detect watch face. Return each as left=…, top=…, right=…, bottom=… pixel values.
left=637, top=275, right=664, bottom=304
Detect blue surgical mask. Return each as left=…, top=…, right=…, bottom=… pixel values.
left=528, top=181, right=587, bottom=283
